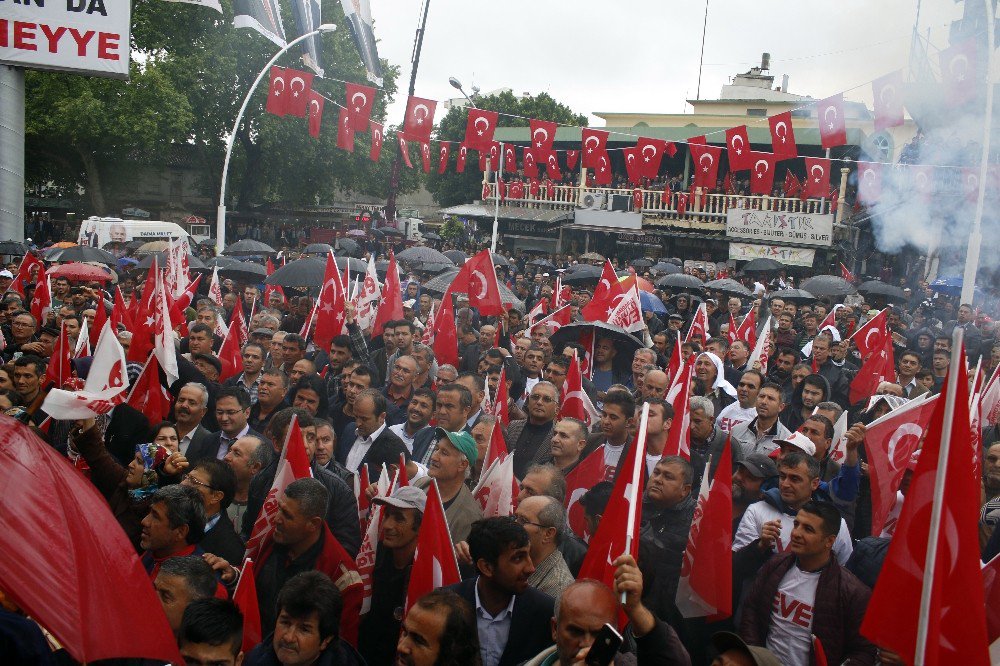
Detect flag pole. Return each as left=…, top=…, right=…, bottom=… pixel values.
left=914, top=327, right=964, bottom=663
left=621, top=402, right=650, bottom=604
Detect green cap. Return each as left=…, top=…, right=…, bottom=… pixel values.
left=434, top=427, right=478, bottom=466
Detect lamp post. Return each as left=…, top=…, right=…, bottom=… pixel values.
left=215, top=24, right=338, bottom=254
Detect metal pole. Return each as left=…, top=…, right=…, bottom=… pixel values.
left=490, top=142, right=504, bottom=253
left=960, top=0, right=993, bottom=304
left=695, top=0, right=710, bottom=101
left=0, top=66, right=25, bottom=242
left=216, top=26, right=336, bottom=254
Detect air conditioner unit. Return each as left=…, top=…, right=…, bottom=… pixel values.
left=581, top=192, right=606, bottom=210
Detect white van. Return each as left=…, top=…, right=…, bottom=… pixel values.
left=77, top=217, right=191, bottom=248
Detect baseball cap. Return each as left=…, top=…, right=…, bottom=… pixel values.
left=403, top=299, right=416, bottom=309
left=372, top=485, right=427, bottom=513
left=711, top=632, right=781, bottom=666
left=774, top=431, right=817, bottom=457
left=434, top=428, right=478, bottom=466
left=251, top=327, right=274, bottom=338
left=0, top=270, right=12, bottom=278
left=737, top=453, right=779, bottom=479
left=191, top=353, right=223, bottom=376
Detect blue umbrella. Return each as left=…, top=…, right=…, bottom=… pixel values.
left=929, top=276, right=984, bottom=299
left=639, top=290, right=668, bottom=315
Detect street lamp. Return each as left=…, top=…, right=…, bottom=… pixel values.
left=216, top=24, right=337, bottom=254
left=448, top=76, right=477, bottom=108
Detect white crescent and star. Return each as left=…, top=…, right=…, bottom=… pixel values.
left=272, top=78, right=285, bottom=96
left=774, top=121, right=788, bottom=143
left=290, top=76, right=306, bottom=97
left=641, top=144, right=657, bottom=162
left=754, top=159, right=770, bottom=178
left=824, top=105, right=838, bottom=131
left=584, top=136, right=600, bottom=152
left=885, top=424, right=923, bottom=471
left=731, top=134, right=745, bottom=155
left=533, top=127, right=549, bottom=147
left=413, top=103, right=430, bottom=124
left=879, top=85, right=896, bottom=107
left=351, top=91, right=367, bottom=112
left=810, top=164, right=825, bottom=182
left=699, top=153, right=714, bottom=172
left=949, top=54, right=969, bottom=81
left=471, top=270, right=489, bottom=299
left=474, top=116, right=490, bottom=136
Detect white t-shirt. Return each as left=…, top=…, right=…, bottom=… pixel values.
left=766, top=565, right=820, bottom=666
left=603, top=442, right=625, bottom=473
left=716, top=403, right=757, bottom=433
left=645, top=452, right=661, bottom=477
left=732, top=500, right=854, bottom=564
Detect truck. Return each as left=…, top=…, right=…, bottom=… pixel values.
left=76, top=216, right=211, bottom=248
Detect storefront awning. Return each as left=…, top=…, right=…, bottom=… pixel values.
left=440, top=204, right=574, bottom=224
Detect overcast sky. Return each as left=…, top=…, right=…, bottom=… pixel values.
left=366, top=0, right=962, bottom=127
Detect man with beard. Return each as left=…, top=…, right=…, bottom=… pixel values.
left=808, top=334, right=850, bottom=408
left=692, top=352, right=737, bottom=417
left=395, top=589, right=481, bottom=666
left=592, top=336, right=629, bottom=398
left=389, top=387, right=436, bottom=462
left=731, top=383, right=792, bottom=458
left=732, top=454, right=779, bottom=532
left=222, top=434, right=271, bottom=530
left=766, top=347, right=799, bottom=402
left=981, top=442, right=1000, bottom=549
left=779, top=374, right=829, bottom=433
left=174, top=383, right=213, bottom=458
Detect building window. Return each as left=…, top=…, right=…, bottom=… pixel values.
left=746, top=108, right=766, bottom=117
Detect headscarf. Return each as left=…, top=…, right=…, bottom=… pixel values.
left=697, top=351, right=738, bottom=398
left=128, top=442, right=167, bottom=501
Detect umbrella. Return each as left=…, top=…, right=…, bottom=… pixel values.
left=770, top=288, right=818, bottom=304
left=639, top=290, right=668, bottom=315
left=703, top=278, right=751, bottom=297
left=51, top=241, right=78, bottom=249
left=416, top=261, right=458, bottom=274
left=927, top=276, right=981, bottom=298
left=631, top=258, right=654, bottom=269
left=222, top=239, right=277, bottom=256
left=219, top=262, right=267, bottom=283
left=397, top=246, right=454, bottom=265
left=116, top=257, right=139, bottom=271
left=740, top=258, right=785, bottom=273
left=336, top=238, right=361, bottom=257
left=125, top=239, right=147, bottom=251
left=421, top=269, right=525, bottom=312
left=205, top=256, right=243, bottom=270
left=47, top=245, right=117, bottom=265
left=652, top=262, right=681, bottom=275
left=135, top=241, right=169, bottom=255
left=346, top=229, right=368, bottom=237
left=491, top=252, right=511, bottom=268
left=422, top=232, right=442, bottom=241
left=0, top=416, right=182, bottom=663
left=375, top=259, right=390, bottom=278
left=303, top=243, right=334, bottom=255
left=0, top=239, right=28, bottom=255
left=265, top=257, right=327, bottom=287
left=618, top=273, right=656, bottom=293
left=335, top=256, right=369, bottom=274
left=550, top=322, right=643, bottom=365
left=656, top=273, right=705, bottom=290
left=47, top=263, right=114, bottom=283
left=443, top=250, right=468, bottom=264
left=579, top=252, right=605, bottom=262
left=528, top=258, right=556, bottom=269
left=561, top=264, right=603, bottom=285
left=136, top=253, right=206, bottom=271
left=378, top=226, right=405, bottom=236
left=857, top=280, right=908, bottom=302
left=800, top=275, right=857, bottom=297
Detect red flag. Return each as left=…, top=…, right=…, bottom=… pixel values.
left=768, top=111, right=798, bottom=161
left=582, top=260, right=626, bottom=321
left=664, top=362, right=693, bottom=459
left=508, top=181, right=524, bottom=199
left=168, top=273, right=202, bottom=330
left=398, top=134, right=413, bottom=168
left=369, top=122, right=384, bottom=161
left=623, top=147, right=642, bottom=185
left=521, top=147, right=540, bottom=178
left=265, top=66, right=287, bottom=117
left=464, top=108, right=498, bottom=152
left=8, top=251, right=43, bottom=297
left=636, top=137, right=666, bottom=179
left=479, top=142, right=501, bottom=171
left=345, top=82, right=376, bottom=131
left=676, top=436, right=732, bottom=619
left=437, top=141, right=450, bottom=174
left=690, top=143, right=722, bottom=190
left=307, top=90, right=324, bottom=139
left=125, top=354, right=172, bottom=424
left=529, top=118, right=558, bottom=159
left=632, top=188, right=643, bottom=211
left=336, top=108, right=355, bottom=152
left=873, top=70, right=905, bottom=131
left=29, top=270, right=51, bottom=324
left=858, top=162, right=881, bottom=203
left=354, top=464, right=371, bottom=529
left=962, top=167, right=981, bottom=205
left=812, top=635, right=828, bottom=666
left=448, top=249, right=503, bottom=316
left=581, top=128, right=609, bottom=168
left=783, top=171, right=803, bottom=198
left=372, top=251, right=403, bottom=337
left=404, top=481, right=460, bottom=614
left=593, top=152, right=613, bottom=185
left=689, top=135, right=706, bottom=145
left=564, top=447, right=606, bottom=540
left=735, top=309, right=758, bottom=350
left=89, top=299, right=108, bottom=350
left=431, top=297, right=459, bottom=369
left=560, top=353, right=600, bottom=426
left=686, top=303, right=709, bottom=347
left=402, top=96, right=436, bottom=143
left=849, top=329, right=894, bottom=405
left=545, top=152, right=562, bottom=180
left=45, top=323, right=72, bottom=389
left=233, top=558, right=262, bottom=654
left=218, top=325, right=243, bottom=383
left=502, top=144, right=517, bottom=173
left=864, top=394, right=940, bottom=535
left=283, top=68, right=314, bottom=118
left=565, top=150, right=579, bottom=170
left=483, top=421, right=508, bottom=474
left=245, top=417, right=313, bottom=560
left=850, top=309, right=887, bottom=359
left=395, top=452, right=410, bottom=488
left=839, top=262, right=855, bottom=284
left=803, top=157, right=832, bottom=199
left=940, top=39, right=978, bottom=105
left=725, top=125, right=752, bottom=171
left=313, top=253, right=346, bottom=351
left=726, top=313, right=738, bottom=345
left=817, top=94, right=847, bottom=149
left=910, top=165, right=934, bottom=203
left=489, top=367, right=510, bottom=427
left=455, top=144, right=468, bottom=173
left=861, top=359, right=989, bottom=665
left=420, top=142, right=432, bottom=173
left=749, top=152, right=777, bottom=195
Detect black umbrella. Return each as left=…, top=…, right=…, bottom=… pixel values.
left=264, top=257, right=326, bottom=288
left=656, top=273, right=704, bottom=291
left=222, top=239, right=277, bottom=256
left=521, top=248, right=550, bottom=255
left=219, top=262, right=267, bottom=283
left=336, top=239, right=361, bottom=257
left=204, top=256, right=243, bottom=272
left=421, top=269, right=525, bottom=312
left=303, top=243, right=333, bottom=255
left=397, top=246, right=453, bottom=265
left=443, top=250, right=468, bottom=264
left=631, top=258, right=654, bottom=269
left=652, top=262, right=681, bottom=275
left=416, top=262, right=457, bottom=274
left=491, top=252, right=511, bottom=268
left=740, top=258, right=785, bottom=273
left=800, top=275, right=857, bottom=297
left=422, top=232, right=442, bottom=241
left=375, top=260, right=390, bottom=278
left=0, top=240, right=28, bottom=256
left=47, top=246, right=118, bottom=265
left=561, top=264, right=603, bottom=285
left=857, top=280, right=907, bottom=302
left=335, top=256, right=369, bottom=274
left=378, top=226, right=405, bottom=237
left=528, top=258, right=556, bottom=269
left=550, top=322, right=643, bottom=366
left=703, top=278, right=751, bottom=297
left=125, top=239, right=147, bottom=251
left=770, top=288, right=817, bottom=304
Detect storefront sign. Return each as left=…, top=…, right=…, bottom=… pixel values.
left=729, top=242, right=816, bottom=267
left=493, top=219, right=561, bottom=239
left=726, top=209, right=833, bottom=247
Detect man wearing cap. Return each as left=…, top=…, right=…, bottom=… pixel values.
left=733, top=454, right=779, bottom=532
left=710, top=631, right=781, bottom=666
left=781, top=416, right=862, bottom=527
left=416, top=429, right=483, bottom=543
left=0, top=269, right=12, bottom=294
left=358, top=485, right=426, bottom=666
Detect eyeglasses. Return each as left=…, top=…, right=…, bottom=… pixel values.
left=182, top=473, right=214, bottom=491
left=513, top=515, right=548, bottom=529
left=215, top=409, right=244, bottom=417
left=529, top=394, right=555, bottom=403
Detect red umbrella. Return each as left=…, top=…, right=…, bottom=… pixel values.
left=0, top=416, right=181, bottom=663
left=47, top=262, right=114, bottom=283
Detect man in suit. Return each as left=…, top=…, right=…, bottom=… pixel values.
left=187, top=387, right=266, bottom=464
left=336, top=388, right=409, bottom=480
left=446, top=517, right=555, bottom=666
left=181, top=459, right=245, bottom=564
left=174, top=383, right=213, bottom=459
left=506, top=381, right=559, bottom=479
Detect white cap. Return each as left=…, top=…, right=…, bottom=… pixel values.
left=403, top=299, right=416, bottom=309
left=774, top=431, right=817, bottom=457
left=0, top=270, right=12, bottom=278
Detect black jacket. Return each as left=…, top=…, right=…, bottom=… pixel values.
left=779, top=372, right=830, bottom=433
left=200, top=512, right=245, bottom=564
left=245, top=634, right=364, bottom=666
left=638, top=494, right=696, bottom=622
left=336, top=423, right=410, bottom=480
left=187, top=426, right=268, bottom=464
left=445, top=577, right=554, bottom=666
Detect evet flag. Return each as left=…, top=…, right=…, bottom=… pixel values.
left=41, top=323, right=129, bottom=419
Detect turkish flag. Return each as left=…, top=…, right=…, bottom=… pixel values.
left=30, top=270, right=51, bottom=326
left=402, top=95, right=436, bottom=143
left=690, top=143, right=722, bottom=189
left=727, top=313, right=738, bottom=345
left=545, top=153, right=562, bottom=180
left=962, top=167, right=981, bottom=205
left=307, top=90, right=324, bottom=139
left=940, top=39, right=978, bottom=105
left=839, top=262, right=856, bottom=283
left=725, top=125, right=752, bottom=171
left=817, top=94, right=847, bottom=149
left=565, top=150, right=579, bottom=170
left=858, top=162, right=882, bottom=203
left=873, top=70, right=905, bottom=131
left=404, top=481, right=461, bottom=613
left=911, top=165, right=934, bottom=203
left=768, top=111, right=798, bottom=161
left=479, top=142, right=501, bottom=171
left=851, top=309, right=887, bottom=359
left=372, top=251, right=403, bottom=337
left=489, top=366, right=510, bottom=427
left=474, top=453, right=517, bottom=518
left=861, top=359, right=989, bottom=666
left=420, top=142, right=432, bottom=173
left=369, top=122, right=384, bottom=161
left=397, top=134, right=413, bottom=168
left=42, top=323, right=129, bottom=420
left=436, top=141, right=450, bottom=174
left=89, top=297, right=108, bottom=350
left=632, top=188, right=643, bottom=211
left=623, top=147, right=643, bottom=185
left=530, top=118, right=558, bottom=156
left=849, top=325, right=894, bottom=405
left=748, top=151, right=777, bottom=195
left=564, top=447, right=606, bottom=540
left=582, top=260, right=625, bottom=321
left=689, top=135, right=706, bottom=145
left=521, top=147, right=540, bottom=178
left=783, top=171, right=802, bottom=198
left=312, top=253, right=346, bottom=360
left=455, top=144, right=468, bottom=173
left=345, top=82, right=376, bottom=131
left=464, top=108, right=498, bottom=152
left=265, top=66, right=287, bottom=116
left=581, top=128, right=609, bottom=168
left=686, top=302, right=709, bottom=347
left=168, top=274, right=202, bottom=330
left=503, top=144, right=517, bottom=173
left=125, top=354, right=173, bottom=424
left=218, top=324, right=243, bottom=383
left=283, top=68, right=314, bottom=117
left=431, top=297, right=459, bottom=369
left=449, top=249, right=503, bottom=316
left=676, top=436, right=732, bottom=619
left=509, top=181, right=524, bottom=199
left=45, top=323, right=72, bottom=389
left=9, top=251, right=43, bottom=297
left=482, top=421, right=509, bottom=475
left=336, top=108, right=355, bottom=152
left=636, top=137, right=666, bottom=179
left=593, top=151, right=613, bottom=185
left=664, top=362, right=693, bottom=458
left=233, top=558, right=262, bottom=655
left=354, top=464, right=371, bottom=529
left=528, top=178, right=541, bottom=198
left=559, top=352, right=600, bottom=426
left=803, top=157, right=832, bottom=198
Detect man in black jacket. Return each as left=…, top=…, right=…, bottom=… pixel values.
left=188, top=387, right=267, bottom=464
left=446, top=517, right=555, bottom=666
left=336, top=389, right=410, bottom=480
left=181, top=459, right=245, bottom=564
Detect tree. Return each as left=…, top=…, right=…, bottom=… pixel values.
left=425, top=91, right=587, bottom=207
left=439, top=217, right=465, bottom=241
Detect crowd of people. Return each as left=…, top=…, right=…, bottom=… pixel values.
left=1, top=237, right=999, bottom=666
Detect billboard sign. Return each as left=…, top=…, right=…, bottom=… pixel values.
left=726, top=208, right=833, bottom=247
left=729, top=242, right=816, bottom=267
left=1, top=2, right=132, bottom=79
